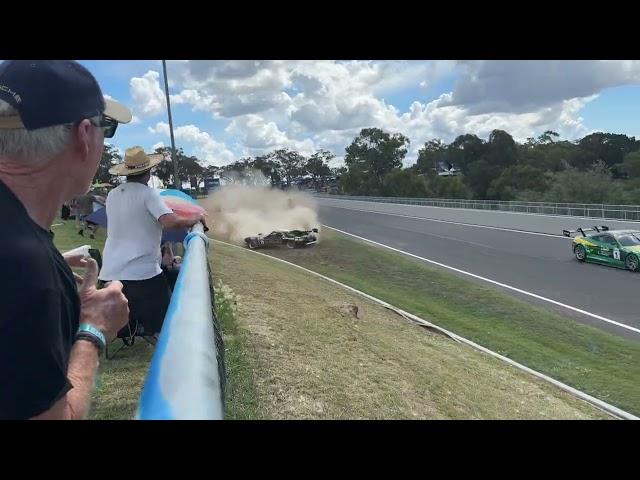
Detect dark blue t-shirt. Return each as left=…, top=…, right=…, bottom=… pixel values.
left=0, top=179, right=80, bottom=419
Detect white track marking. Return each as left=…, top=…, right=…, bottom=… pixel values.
left=322, top=225, right=640, bottom=336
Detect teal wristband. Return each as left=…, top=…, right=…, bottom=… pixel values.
left=77, top=323, right=106, bottom=349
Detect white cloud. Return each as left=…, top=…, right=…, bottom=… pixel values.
left=165, top=60, right=293, bottom=119
left=130, top=70, right=166, bottom=117
left=135, top=60, right=639, bottom=168
left=150, top=122, right=236, bottom=166
left=164, top=60, right=449, bottom=125
left=172, top=60, right=599, bottom=164
left=170, top=89, right=217, bottom=112
left=226, top=114, right=316, bottom=156
left=376, top=91, right=601, bottom=165
left=152, top=141, right=165, bottom=150
left=225, top=115, right=288, bottom=148
left=444, top=60, right=640, bottom=114
left=556, top=95, right=599, bottom=138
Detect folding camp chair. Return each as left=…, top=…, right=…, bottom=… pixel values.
left=105, top=319, right=158, bottom=360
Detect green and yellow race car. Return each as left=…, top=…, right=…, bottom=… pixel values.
left=563, top=226, right=640, bottom=272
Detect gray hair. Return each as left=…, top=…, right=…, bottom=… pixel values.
left=0, top=99, right=94, bottom=165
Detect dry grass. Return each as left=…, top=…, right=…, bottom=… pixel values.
left=89, top=342, right=154, bottom=420
left=262, top=229, right=640, bottom=416
left=213, top=241, right=608, bottom=419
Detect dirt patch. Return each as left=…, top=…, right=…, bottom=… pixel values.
left=330, top=302, right=360, bottom=319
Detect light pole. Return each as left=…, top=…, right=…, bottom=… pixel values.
left=162, top=60, right=180, bottom=190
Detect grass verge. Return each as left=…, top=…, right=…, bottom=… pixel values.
left=215, top=281, right=260, bottom=419
left=212, top=239, right=607, bottom=419
left=258, top=228, right=640, bottom=416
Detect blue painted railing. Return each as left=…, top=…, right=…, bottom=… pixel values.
left=136, top=223, right=224, bottom=419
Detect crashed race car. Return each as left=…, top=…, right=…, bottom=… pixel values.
left=563, top=225, right=640, bottom=272
left=244, top=228, right=319, bottom=249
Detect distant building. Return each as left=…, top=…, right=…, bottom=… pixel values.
left=438, top=167, right=461, bottom=177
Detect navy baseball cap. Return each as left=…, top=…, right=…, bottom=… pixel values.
left=0, top=60, right=131, bottom=131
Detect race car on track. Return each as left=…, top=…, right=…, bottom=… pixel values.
left=563, top=225, right=640, bottom=272
left=244, top=229, right=319, bottom=250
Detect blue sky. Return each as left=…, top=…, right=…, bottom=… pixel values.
left=75, top=60, right=640, bottom=167
left=579, top=85, right=640, bottom=137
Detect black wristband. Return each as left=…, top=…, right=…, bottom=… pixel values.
left=75, top=332, right=105, bottom=354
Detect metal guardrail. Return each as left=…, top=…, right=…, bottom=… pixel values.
left=315, top=194, right=640, bottom=222
left=136, top=223, right=225, bottom=420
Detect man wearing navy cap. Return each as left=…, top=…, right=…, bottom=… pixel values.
left=0, top=60, right=132, bottom=419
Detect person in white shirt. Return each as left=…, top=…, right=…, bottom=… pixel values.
left=99, top=146, right=205, bottom=343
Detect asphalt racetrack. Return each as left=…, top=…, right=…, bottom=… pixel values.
left=317, top=199, right=640, bottom=340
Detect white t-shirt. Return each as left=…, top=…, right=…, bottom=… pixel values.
left=99, top=183, right=173, bottom=281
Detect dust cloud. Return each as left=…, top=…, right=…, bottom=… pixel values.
left=201, top=183, right=320, bottom=243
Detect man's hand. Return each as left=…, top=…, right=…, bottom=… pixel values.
left=198, top=212, right=210, bottom=232
left=63, top=252, right=88, bottom=269
left=62, top=252, right=88, bottom=285
left=78, top=259, right=129, bottom=341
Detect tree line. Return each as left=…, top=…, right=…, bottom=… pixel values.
left=96, top=146, right=337, bottom=191
left=339, top=128, right=640, bottom=205
left=95, top=127, right=640, bottom=204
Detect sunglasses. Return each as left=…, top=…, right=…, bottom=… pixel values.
left=90, top=114, right=118, bottom=138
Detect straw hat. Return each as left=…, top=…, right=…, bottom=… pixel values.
left=109, top=146, right=165, bottom=176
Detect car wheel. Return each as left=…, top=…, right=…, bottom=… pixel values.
left=287, top=240, right=296, bottom=249
left=248, top=241, right=256, bottom=249
left=574, top=244, right=586, bottom=262
left=625, top=254, right=639, bottom=272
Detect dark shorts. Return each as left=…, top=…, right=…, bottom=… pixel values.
left=119, top=273, right=172, bottom=337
